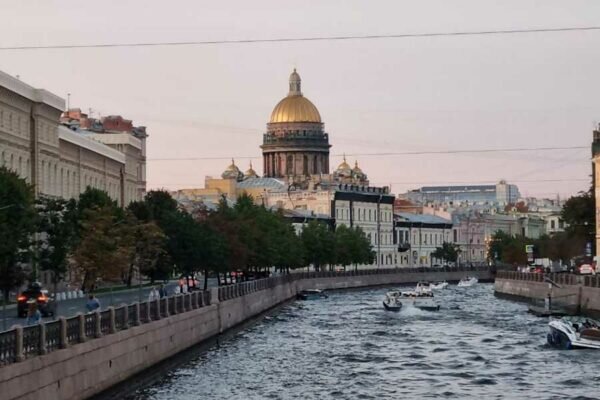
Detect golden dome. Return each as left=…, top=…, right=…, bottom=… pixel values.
left=244, top=162, right=258, bottom=179
left=269, top=69, right=322, bottom=123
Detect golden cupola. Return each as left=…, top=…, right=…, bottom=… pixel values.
left=269, top=69, right=322, bottom=123
left=261, top=68, right=331, bottom=183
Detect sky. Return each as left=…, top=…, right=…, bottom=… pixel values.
left=1, top=0, right=599, bottom=199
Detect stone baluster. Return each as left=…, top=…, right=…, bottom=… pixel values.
left=59, top=317, right=67, bottom=349
left=94, top=311, right=102, bottom=338
left=135, top=303, right=141, bottom=326
left=15, top=326, right=24, bottom=362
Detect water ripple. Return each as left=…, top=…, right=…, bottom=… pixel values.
left=128, top=284, right=599, bottom=400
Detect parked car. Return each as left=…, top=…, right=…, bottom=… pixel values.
left=576, top=264, right=595, bottom=275
left=432, top=264, right=444, bottom=269
left=17, top=283, right=56, bottom=318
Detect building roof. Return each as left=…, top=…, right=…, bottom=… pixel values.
left=419, top=185, right=496, bottom=193
left=0, top=69, right=64, bottom=110
left=236, top=177, right=287, bottom=190
left=396, top=212, right=452, bottom=225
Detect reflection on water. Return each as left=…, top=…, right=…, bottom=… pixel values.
left=129, top=284, right=600, bottom=399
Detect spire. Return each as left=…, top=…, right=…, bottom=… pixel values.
left=288, top=68, right=302, bottom=96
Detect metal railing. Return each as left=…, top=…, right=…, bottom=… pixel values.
left=497, top=270, right=579, bottom=286
left=0, top=266, right=492, bottom=367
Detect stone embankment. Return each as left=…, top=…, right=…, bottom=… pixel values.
left=0, top=267, right=492, bottom=400
left=494, top=271, right=600, bottom=316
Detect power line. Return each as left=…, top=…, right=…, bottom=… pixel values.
left=2, top=26, right=600, bottom=51
left=147, top=145, right=588, bottom=162
left=150, top=177, right=588, bottom=187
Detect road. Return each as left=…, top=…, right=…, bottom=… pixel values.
left=0, top=279, right=218, bottom=331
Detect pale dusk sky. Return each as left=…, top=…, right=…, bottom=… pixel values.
left=1, top=0, right=599, bottom=198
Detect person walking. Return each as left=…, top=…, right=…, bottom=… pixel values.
left=158, top=284, right=167, bottom=298
left=26, top=301, right=41, bottom=325
left=85, top=294, right=101, bottom=312
left=148, top=286, right=160, bottom=301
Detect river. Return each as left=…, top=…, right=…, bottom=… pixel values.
left=126, top=283, right=599, bottom=399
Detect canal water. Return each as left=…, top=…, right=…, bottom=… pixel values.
left=128, top=284, right=599, bottom=399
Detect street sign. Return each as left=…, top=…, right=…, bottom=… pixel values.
left=525, top=245, right=534, bottom=253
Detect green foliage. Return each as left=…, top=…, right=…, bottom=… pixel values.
left=432, top=242, right=460, bottom=263
left=36, top=197, right=77, bottom=291
left=301, top=221, right=336, bottom=271
left=0, top=167, right=35, bottom=300
left=72, top=206, right=134, bottom=291
left=560, top=189, right=595, bottom=255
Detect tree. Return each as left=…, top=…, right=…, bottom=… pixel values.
left=488, top=231, right=528, bottom=265
left=0, top=167, right=35, bottom=302
left=72, top=206, right=134, bottom=292
left=301, top=221, right=335, bottom=271
left=432, top=242, right=460, bottom=264
left=561, top=189, right=595, bottom=256
left=127, top=217, right=168, bottom=286
left=36, top=197, right=77, bottom=294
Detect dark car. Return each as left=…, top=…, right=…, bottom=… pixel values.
left=17, top=283, right=57, bottom=318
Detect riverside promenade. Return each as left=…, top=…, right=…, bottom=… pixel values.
left=0, top=266, right=492, bottom=400
left=494, top=270, right=600, bottom=316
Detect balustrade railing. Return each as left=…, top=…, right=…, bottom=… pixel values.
left=0, top=266, right=494, bottom=366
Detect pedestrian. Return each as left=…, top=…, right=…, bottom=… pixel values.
left=85, top=294, right=101, bottom=312
left=158, top=284, right=167, bottom=298
left=148, top=286, right=160, bottom=301
left=26, top=301, right=41, bottom=325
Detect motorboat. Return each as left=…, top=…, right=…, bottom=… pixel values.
left=297, top=289, right=328, bottom=300
left=415, top=281, right=433, bottom=295
left=397, top=284, right=440, bottom=311
left=383, top=292, right=402, bottom=312
left=457, top=276, right=478, bottom=287
left=430, top=281, right=448, bottom=290
left=547, top=316, right=600, bottom=349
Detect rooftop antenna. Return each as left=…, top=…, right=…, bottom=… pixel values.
left=67, top=93, right=71, bottom=111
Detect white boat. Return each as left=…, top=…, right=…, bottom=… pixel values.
left=397, top=283, right=440, bottom=311
left=383, top=292, right=402, bottom=312
left=430, top=281, right=448, bottom=290
left=548, top=316, right=600, bottom=349
left=457, top=276, right=478, bottom=287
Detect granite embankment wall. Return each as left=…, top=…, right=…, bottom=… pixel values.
left=494, top=271, right=600, bottom=317
left=0, top=267, right=492, bottom=400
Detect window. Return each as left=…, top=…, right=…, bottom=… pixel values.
left=551, top=220, right=556, bottom=229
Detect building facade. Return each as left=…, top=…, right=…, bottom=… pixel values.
left=394, top=213, right=453, bottom=267
left=0, top=71, right=146, bottom=206
left=405, top=180, right=521, bottom=206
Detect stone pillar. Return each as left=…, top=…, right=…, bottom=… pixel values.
left=163, top=297, right=170, bottom=317
left=155, top=298, right=161, bottom=320
left=59, top=317, right=68, bottom=348
left=39, top=323, right=47, bottom=355
left=210, top=287, right=220, bottom=304
left=108, top=307, right=116, bottom=334
left=15, top=326, right=24, bottom=362
left=134, top=303, right=141, bottom=326
left=123, top=305, right=129, bottom=329
left=94, top=311, right=102, bottom=338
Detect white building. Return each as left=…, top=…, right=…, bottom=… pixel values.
left=0, top=70, right=146, bottom=206
left=394, top=213, right=453, bottom=267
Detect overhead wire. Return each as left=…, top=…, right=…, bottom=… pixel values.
left=1, top=26, right=600, bottom=51
left=147, top=145, right=588, bottom=161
